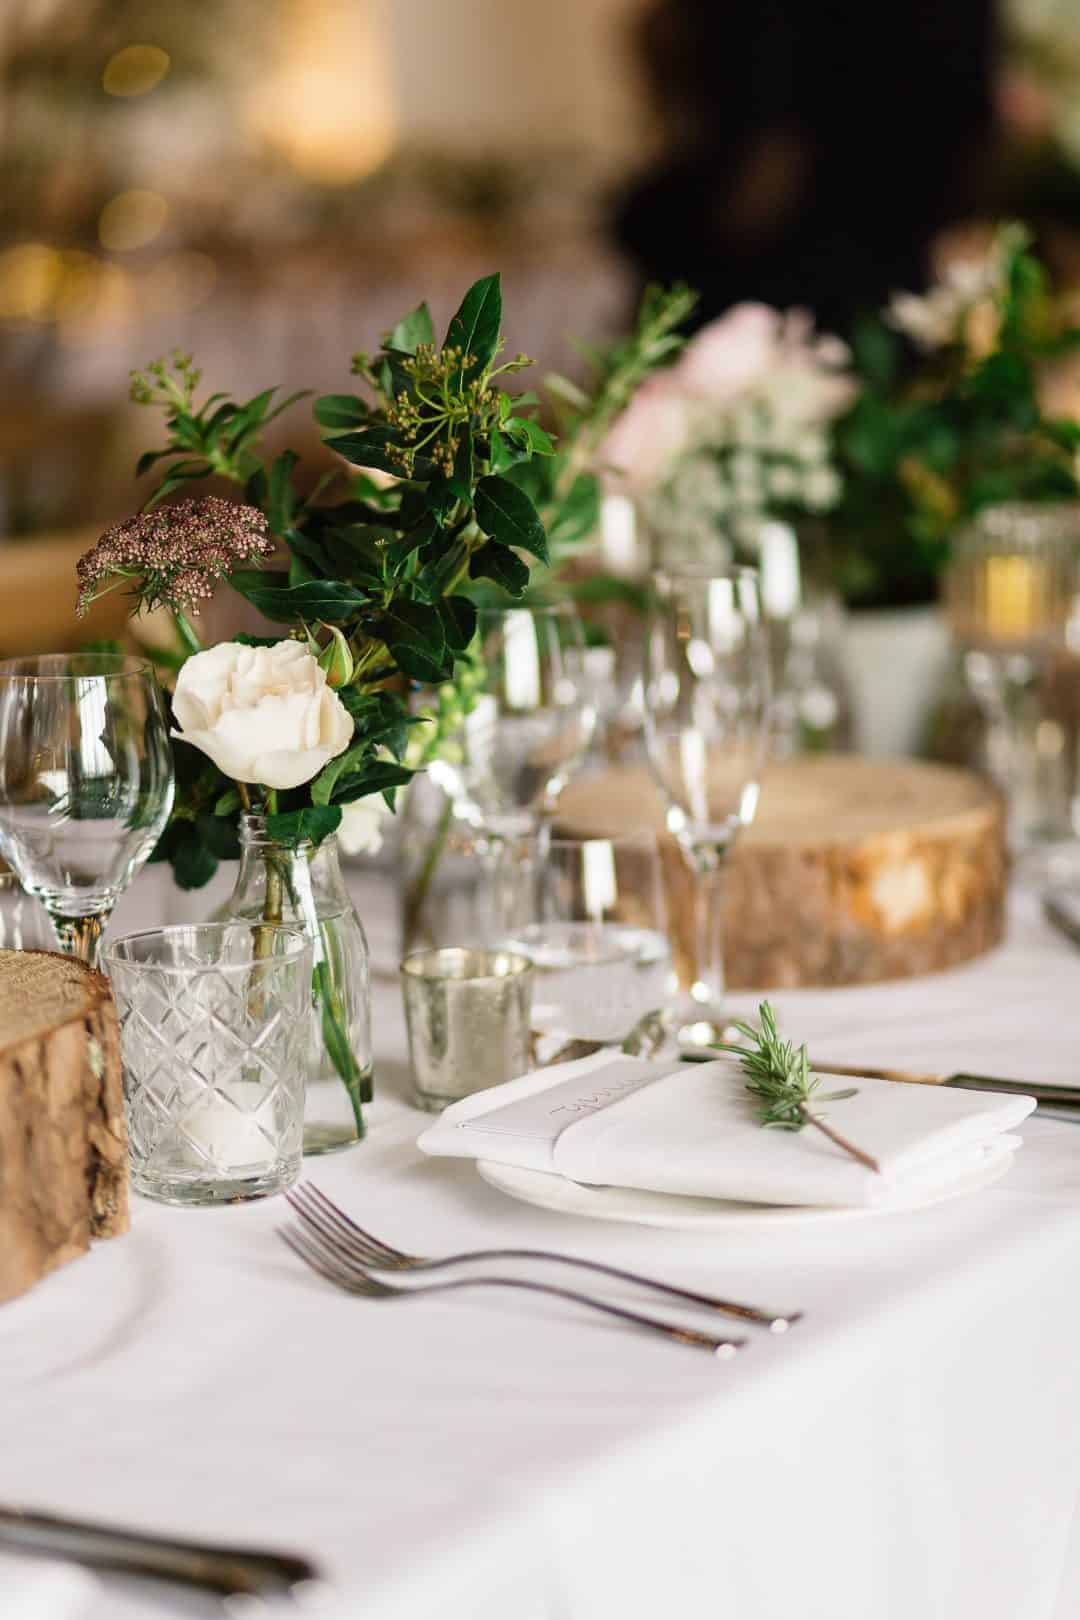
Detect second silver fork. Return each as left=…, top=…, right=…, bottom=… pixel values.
left=280, top=1218, right=744, bottom=1357
left=286, top=1184, right=800, bottom=1332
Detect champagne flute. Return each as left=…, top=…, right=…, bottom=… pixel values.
left=0, top=653, right=174, bottom=965
left=429, top=601, right=598, bottom=929
left=643, top=567, right=770, bottom=1046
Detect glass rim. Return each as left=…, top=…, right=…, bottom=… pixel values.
left=544, top=826, right=659, bottom=850
left=651, top=563, right=762, bottom=586
left=476, top=597, right=579, bottom=619
left=400, top=945, right=533, bottom=983
left=0, top=652, right=158, bottom=683
left=103, top=921, right=312, bottom=973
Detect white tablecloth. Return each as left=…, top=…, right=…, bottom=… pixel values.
left=3, top=870, right=1080, bottom=1620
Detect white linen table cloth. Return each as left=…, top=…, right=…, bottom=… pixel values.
left=3, top=869, right=1080, bottom=1620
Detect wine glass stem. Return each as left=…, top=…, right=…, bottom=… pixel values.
left=689, top=852, right=727, bottom=1012
left=51, top=912, right=110, bottom=968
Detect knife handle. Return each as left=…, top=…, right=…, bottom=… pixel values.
left=0, top=1506, right=319, bottom=1601
left=812, top=1060, right=942, bottom=1085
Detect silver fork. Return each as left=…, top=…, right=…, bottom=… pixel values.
left=285, top=1184, right=799, bottom=1332
left=279, top=1218, right=745, bottom=1358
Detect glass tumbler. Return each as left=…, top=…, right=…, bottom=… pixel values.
left=105, top=923, right=312, bottom=1206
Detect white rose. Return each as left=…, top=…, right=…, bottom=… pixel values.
left=172, top=640, right=353, bottom=791
left=337, top=796, right=391, bottom=857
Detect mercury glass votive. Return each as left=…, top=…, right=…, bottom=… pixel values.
left=105, top=923, right=312, bottom=1206
left=400, top=947, right=534, bottom=1113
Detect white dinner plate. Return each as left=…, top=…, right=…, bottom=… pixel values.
left=475, top=1150, right=1017, bottom=1231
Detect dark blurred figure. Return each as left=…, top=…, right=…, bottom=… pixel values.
left=617, top=0, right=1001, bottom=333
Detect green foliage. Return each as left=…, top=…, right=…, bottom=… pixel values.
left=125, top=274, right=555, bottom=890
left=832, top=224, right=1080, bottom=608
left=508, top=282, right=698, bottom=577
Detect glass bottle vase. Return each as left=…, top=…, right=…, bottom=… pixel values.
left=213, top=815, right=372, bottom=1154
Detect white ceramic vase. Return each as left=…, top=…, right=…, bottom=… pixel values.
left=843, top=604, right=950, bottom=757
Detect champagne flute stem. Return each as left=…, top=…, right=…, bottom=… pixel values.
left=51, top=911, right=109, bottom=968
left=688, top=848, right=727, bottom=1016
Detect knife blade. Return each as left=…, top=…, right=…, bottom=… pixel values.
left=680, top=1048, right=1080, bottom=1110
left=0, top=1505, right=320, bottom=1603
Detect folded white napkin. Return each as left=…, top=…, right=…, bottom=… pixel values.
left=0, top=1554, right=97, bottom=1620
left=418, top=1052, right=1036, bottom=1209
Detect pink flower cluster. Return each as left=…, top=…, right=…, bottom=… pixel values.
left=601, top=304, right=857, bottom=492
left=77, top=497, right=274, bottom=617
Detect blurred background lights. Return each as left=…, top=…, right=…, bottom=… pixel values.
left=246, top=0, right=396, bottom=184
left=0, top=244, right=64, bottom=322
left=102, top=44, right=171, bottom=98
left=98, top=191, right=169, bottom=253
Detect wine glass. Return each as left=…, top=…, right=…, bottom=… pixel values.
left=429, top=601, right=598, bottom=928
left=642, top=567, right=770, bottom=1047
left=0, top=653, right=174, bottom=965
left=500, top=830, right=675, bottom=1045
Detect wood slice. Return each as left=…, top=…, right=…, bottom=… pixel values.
left=557, top=756, right=1007, bottom=990
left=0, top=950, right=129, bottom=1305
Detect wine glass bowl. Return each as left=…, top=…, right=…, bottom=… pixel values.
left=643, top=568, right=770, bottom=1044
left=645, top=568, right=770, bottom=852
left=432, top=602, right=597, bottom=840
left=0, top=653, right=174, bottom=963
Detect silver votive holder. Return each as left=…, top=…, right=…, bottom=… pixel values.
left=400, top=946, right=534, bottom=1113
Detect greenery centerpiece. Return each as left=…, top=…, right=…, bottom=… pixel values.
left=77, top=273, right=555, bottom=1141
left=832, top=223, right=1080, bottom=609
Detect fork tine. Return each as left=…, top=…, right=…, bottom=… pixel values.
left=280, top=1221, right=385, bottom=1297
left=301, top=1185, right=413, bottom=1262
left=287, top=1187, right=394, bottom=1268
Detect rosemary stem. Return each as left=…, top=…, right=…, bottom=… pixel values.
left=800, top=1105, right=881, bottom=1174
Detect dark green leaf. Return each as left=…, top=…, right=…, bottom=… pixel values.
left=504, top=416, right=555, bottom=455
left=444, top=273, right=502, bottom=377
left=135, top=447, right=171, bottom=477
left=340, top=689, right=415, bottom=759
left=266, top=805, right=342, bottom=849
left=329, top=760, right=415, bottom=807
left=146, top=460, right=211, bottom=505
left=214, top=787, right=243, bottom=816
left=314, top=393, right=368, bottom=432
left=327, top=427, right=404, bottom=476
left=196, top=811, right=241, bottom=861
left=267, top=450, right=299, bottom=534
left=229, top=571, right=372, bottom=623
left=488, top=426, right=517, bottom=474
left=468, top=541, right=529, bottom=596
left=387, top=302, right=434, bottom=355
left=414, top=539, right=468, bottom=601
left=447, top=425, right=474, bottom=501
left=374, top=599, right=450, bottom=682
left=311, top=742, right=372, bottom=807
left=474, top=474, right=549, bottom=563
left=172, top=830, right=218, bottom=891
left=439, top=595, right=477, bottom=652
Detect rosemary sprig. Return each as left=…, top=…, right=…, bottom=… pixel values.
left=717, top=1002, right=881, bottom=1174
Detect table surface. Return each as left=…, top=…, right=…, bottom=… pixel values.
left=3, top=869, right=1080, bottom=1620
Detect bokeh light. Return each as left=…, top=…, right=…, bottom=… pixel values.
left=0, top=244, right=64, bottom=321
left=102, top=44, right=171, bottom=98
left=98, top=191, right=170, bottom=253
left=246, top=0, right=396, bottom=185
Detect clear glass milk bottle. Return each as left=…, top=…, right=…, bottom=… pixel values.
left=215, top=814, right=372, bottom=1153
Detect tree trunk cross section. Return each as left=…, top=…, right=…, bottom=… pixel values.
left=0, top=949, right=129, bottom=1305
